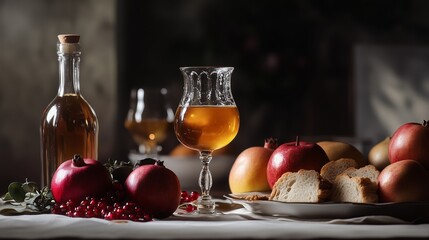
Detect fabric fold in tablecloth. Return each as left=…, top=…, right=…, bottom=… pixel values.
left=1, top=198, right=425, bottom=225
left=171, top=201, right=419, bottom=225
left=1, top=212, right=429, bottom=239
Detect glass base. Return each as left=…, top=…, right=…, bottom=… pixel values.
left=197, top=199, right=216, bottom=214
left=175, top=207, right=223, bottom=217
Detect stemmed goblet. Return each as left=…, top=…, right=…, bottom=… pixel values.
left=174, top=66, right=240, bottom=214
left=125, top=88, right=174, bottom=158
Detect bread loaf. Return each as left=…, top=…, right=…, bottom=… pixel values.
left=331, top=165, right=380, bottom=203
left=269, top=170, right=332, bottom=203
left=342, top=164, right=379, bottom=183
left=320, top=158, right=358, bottom=183
left=331, top=175, right=378, bottom=203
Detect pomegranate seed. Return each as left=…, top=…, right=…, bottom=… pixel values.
left=190, top=191, right=199, bottom=201
left=97, top=202, right=107, bottom=211
left=185, top=204, right=196, bottom=212
left=104, top=212, right=115, bottom=220
left=134, top=205, right=144, bottom=213
left=53, top=192, right=156, bottom=222
left=85, top=210, right=95, bottom=218
left=122, top=205, right=133, bottom=214
left=59, top=203, right=67, bottom=210
left=75, top=206, right=85, bottom=213
left=106, top=205, right=114, bottom=212
left=101, top=209, right=108, bottom=216
left=51, top=205, right=62, bottom=214
left=128, top=214, right=139, bottom=221
left=66, top=200, right=76, bottom=206
left=115, top=208, right=124, bottom=216
left=143, top=214, right=153, bottom=222
left=90, top=199, right=98, bottom=207
left=93, top=209, right=101, bottom=217
left=80, top=200, right=89, bottom=207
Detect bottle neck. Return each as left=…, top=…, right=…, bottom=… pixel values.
left=57, top=44, right=81, bottom=96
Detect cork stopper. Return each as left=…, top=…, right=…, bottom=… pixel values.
left=57, top=34, right=81, bottom=54
left=58, top=34, right=80, bottom=44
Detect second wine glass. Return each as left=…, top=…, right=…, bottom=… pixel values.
left=125, top=88, right=174, bottom=158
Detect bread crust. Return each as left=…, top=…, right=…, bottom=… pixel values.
left=269, top=170, right=332, bottom=203
left=318, top=177, right=333, bottom=202
left=269, top=163, right=379, bottom=203
left=331, top=174, right=379, bottom=203
left=320, top=158, right=358, bottom=183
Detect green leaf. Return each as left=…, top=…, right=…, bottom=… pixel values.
left=2, top=192, right=13, bottom=201
left=8, top=182, right=26, bottom=203
left=22, top=181, right=39, bottom=193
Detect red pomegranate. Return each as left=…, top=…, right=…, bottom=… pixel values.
left=124, top=159, right=181, bottom=219
left=51, top=154, right=113, bottom=204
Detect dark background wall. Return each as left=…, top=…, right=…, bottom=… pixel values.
left=114, top=0, right=429, bottom=160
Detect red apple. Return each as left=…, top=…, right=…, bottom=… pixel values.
left=266, top=136, right=329, bottom=188
left=378, top=159, right=429, bottom=202
left=389, top=120, right=429, bottom=170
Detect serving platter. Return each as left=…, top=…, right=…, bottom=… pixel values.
left=225, top=192, right=429, bottom=222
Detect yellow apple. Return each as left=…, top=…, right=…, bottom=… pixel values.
left=317, top=141, right=367, bottom=167
left=368, top=137, right=390, bottom=171
left=229, top=139, right=278, bottom=193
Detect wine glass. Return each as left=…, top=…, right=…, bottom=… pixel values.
left=125, top=88, right=174, bottom=158
left=174, top=66, right=240, bottom=214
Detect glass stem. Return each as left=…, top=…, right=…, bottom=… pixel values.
left=140, top=140, right=158, bottom=158
left=198, top=150, right=215, bottom=214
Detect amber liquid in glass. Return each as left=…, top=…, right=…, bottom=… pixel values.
left=124, top=118, right=169, bottom=145
left=41, top=93, right=98, bottom=187
left=174, top=105, right=240, bottom=152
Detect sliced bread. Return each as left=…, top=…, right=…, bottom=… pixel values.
left=341, top=164, right=379, bottom=183
left=269, top=170, right=332, bottom=203
left=320, top=158, right=359, bottom=183
left=331, top=165, right=380, bottom=203
left=331, top=174, right=378, bottom=203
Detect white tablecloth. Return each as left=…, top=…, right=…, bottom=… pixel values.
left=1, top=206, right=429, bottom=239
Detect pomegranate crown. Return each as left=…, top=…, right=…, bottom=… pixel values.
left=135, top=158, right=164, bottom=167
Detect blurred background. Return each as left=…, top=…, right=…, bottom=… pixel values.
left=2, top=0, right=429, bottom=192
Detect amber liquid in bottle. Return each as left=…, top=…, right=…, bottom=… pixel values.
left=174, top=105, right=240, bottom=152
left=40, top=35, right=98, bottom=188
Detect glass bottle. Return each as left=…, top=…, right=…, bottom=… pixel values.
left=40, top=34, right=98, bottom=188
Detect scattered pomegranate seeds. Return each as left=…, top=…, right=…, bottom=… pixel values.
left=51, top=188, right=201, bottom=220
